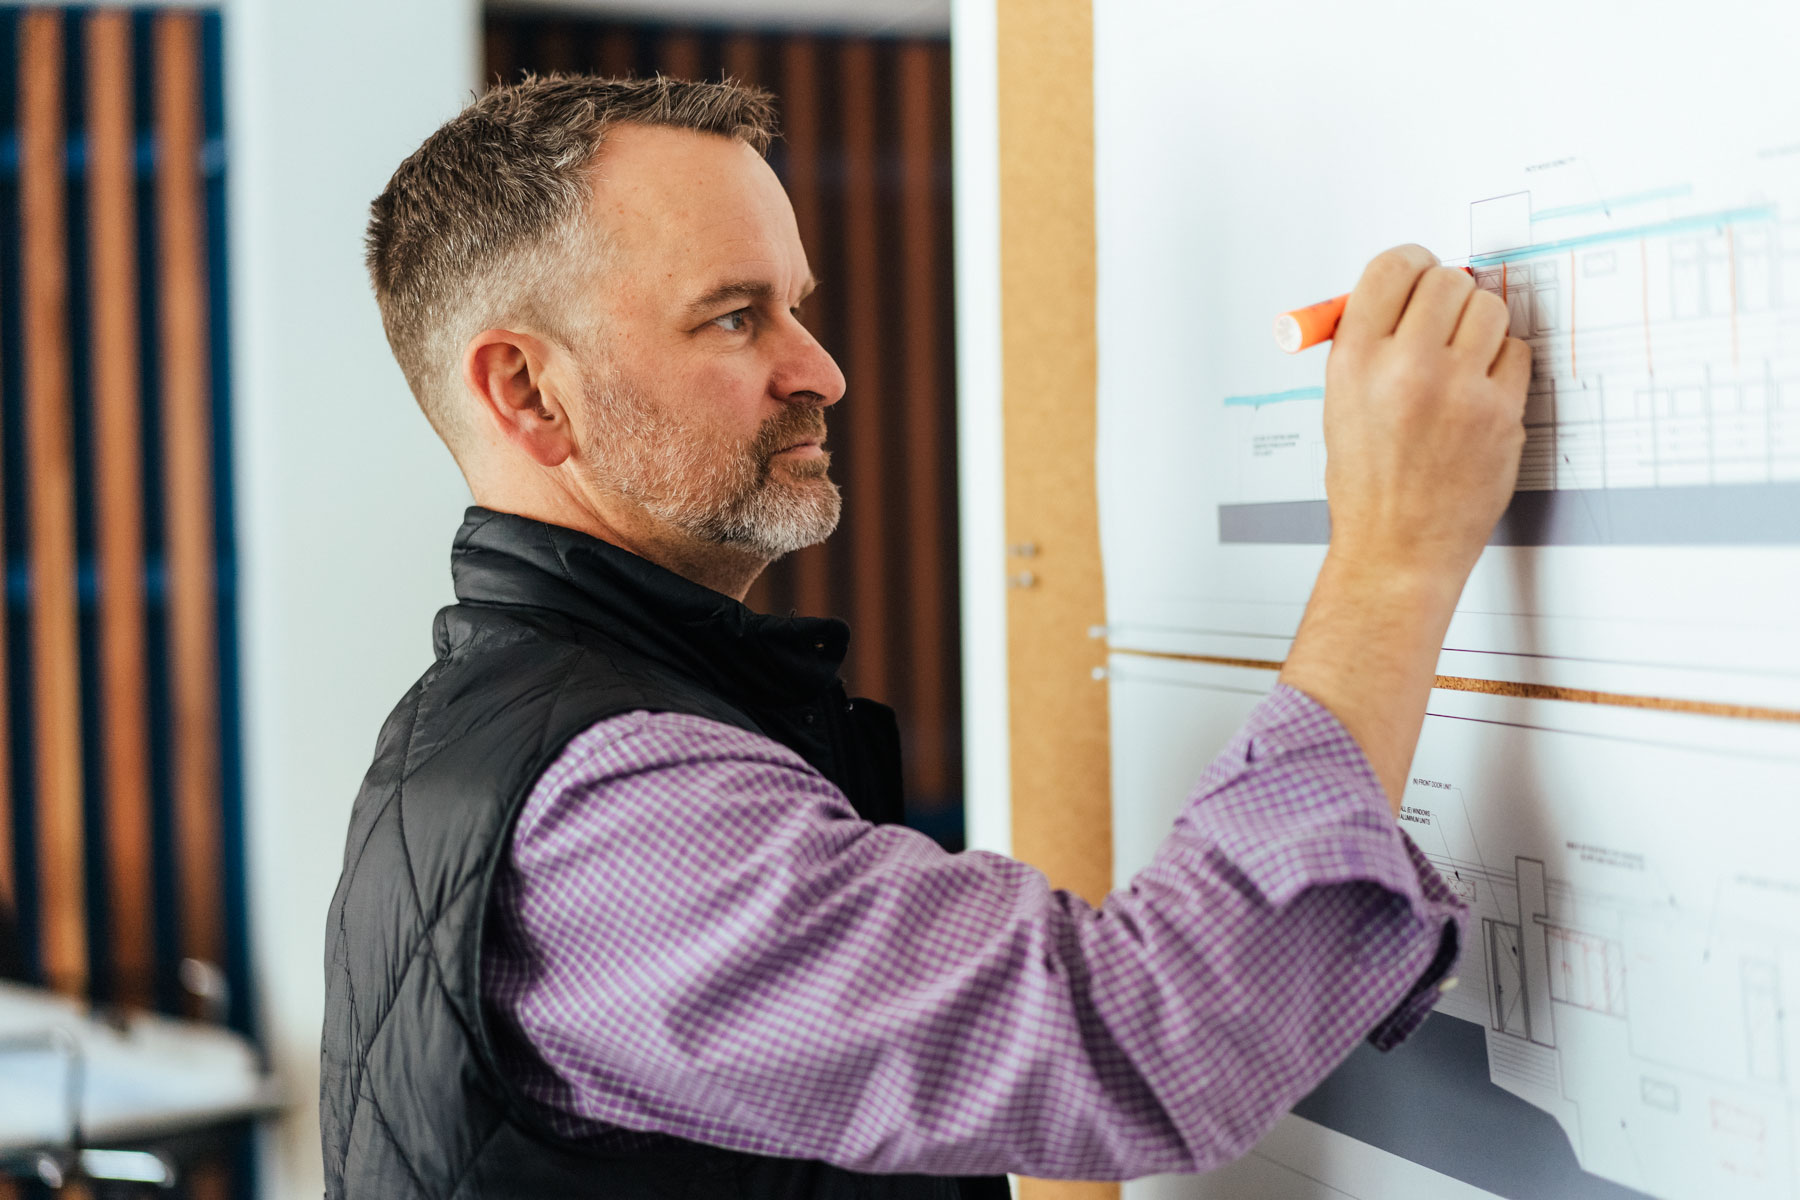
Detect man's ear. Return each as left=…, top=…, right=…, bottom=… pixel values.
left=462, top=329, right=577, bottom=468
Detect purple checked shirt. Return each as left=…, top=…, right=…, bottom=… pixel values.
left=480, top=684, right=1467, bottom=1181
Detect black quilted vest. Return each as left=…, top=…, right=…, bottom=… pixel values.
left=321, top=509, right=1007, bottom=1199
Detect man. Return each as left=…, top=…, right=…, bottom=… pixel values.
left=323, top=77, right=1528, bottom=1199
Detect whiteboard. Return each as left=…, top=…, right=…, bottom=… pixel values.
left=1093, top=2, right=1800, bottom=1197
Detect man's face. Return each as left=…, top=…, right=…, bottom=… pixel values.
left=570, top=124, right=847, bottom=561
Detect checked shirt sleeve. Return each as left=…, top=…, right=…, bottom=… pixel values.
left=480, top=686, right=1467, bottom=1181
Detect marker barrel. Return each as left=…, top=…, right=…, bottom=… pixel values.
left=1274, top=293, right=1349, bottom=354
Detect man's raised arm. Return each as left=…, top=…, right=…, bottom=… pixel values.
left=1280, top=245, right=1531, bottom=809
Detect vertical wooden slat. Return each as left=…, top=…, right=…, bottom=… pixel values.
left=724, top=33, right=777, bottom=614
left=535, top=19, right=578, bottom=75
left=722, top=32, right=759, bottom=86
left=839, top=40, right=889, bottom=699
left=87, top=10, right=156, bottom=1009
left=659, top=31, right=702, bottom=81
left=0, top=190, right=10, bottom=917
left=20, top=9, right=87, bottom=998
left=779, top=37, right=832, bottom=618
left=896, top=43, right=947, bottom=801
left=154, top=12, right=224, bottom=984
left=598, top=28, right=635, bottom=79
left=485, top=20, right=521, bottom=88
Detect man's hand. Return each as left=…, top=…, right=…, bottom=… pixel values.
left=1279, top=245, right=1531, bottom=810
left=1324, top=245, right=1530, bottom=582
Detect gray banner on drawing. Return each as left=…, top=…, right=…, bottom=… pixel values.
left=1292, top=1013, right=1650, bottom=1199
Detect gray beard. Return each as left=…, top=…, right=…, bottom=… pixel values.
left=580, top=373, right=842, bottom=561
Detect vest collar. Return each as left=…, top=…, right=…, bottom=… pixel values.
left=443, top=507, right=848, bottom=705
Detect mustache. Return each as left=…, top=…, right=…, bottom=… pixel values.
left=752, top=406, right=829, bottom=460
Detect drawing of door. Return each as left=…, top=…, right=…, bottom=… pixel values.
left=1487, top=918, right=1530, bottom=1038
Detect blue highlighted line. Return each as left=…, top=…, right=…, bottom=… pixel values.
left=1530, top=184, right=1693, bottom=222
left=1224, top=386, right=1325, bottom=408
left=1470, top=205, right=1776, bottom=267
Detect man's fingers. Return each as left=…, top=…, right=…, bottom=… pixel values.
left=1337, top=244, right=1439, bottom=344
left=1396, top=266, right=1478, bottom=346
left=1453, top=288, right=1510, bottom=363
left=1490, top=336, right=1533, bottom=392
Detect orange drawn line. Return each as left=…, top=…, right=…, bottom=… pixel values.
left=1501, top=260, right=1508, bottom=303
left=1727, top=226, right=1739, bottom=369
left=1640, top=239, right=1654, bottom=377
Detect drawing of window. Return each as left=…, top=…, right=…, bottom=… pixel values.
left=1640, top=1076, right=1680, bottom=1113
left=1533, top=286, right=1561, bottom=333
left=1546, top=926, right=1627, bottom=1017
left=1672, top=239, right=1704, bottom=318
left=1742, top=959, right=1784, bottom=1084
left=1507, top=289, right=1533, bottom=338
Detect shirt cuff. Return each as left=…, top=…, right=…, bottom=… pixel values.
left=1365, top=833, right=1469, bottom=1050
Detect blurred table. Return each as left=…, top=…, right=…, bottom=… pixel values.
left=0, top=980, right=279, bottom=1190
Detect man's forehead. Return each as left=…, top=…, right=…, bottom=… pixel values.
left=588, top=124, right=792, bottom=244
left=583, top=125, right=809, bottom=317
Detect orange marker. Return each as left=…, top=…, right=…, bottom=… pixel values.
left=1273, top=294, right=1349, bottom=354
left=1274, top=267, right=1475, bottom=354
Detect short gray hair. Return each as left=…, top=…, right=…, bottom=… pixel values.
left=365, top=74, right=780, bottom=449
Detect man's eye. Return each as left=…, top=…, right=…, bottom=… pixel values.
left=712, top=309, right=751, bottom=332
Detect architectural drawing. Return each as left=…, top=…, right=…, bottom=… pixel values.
left=1109, top=659, right=1800, bottom=1200
left=1396, top=710, right=1800, bottom=1199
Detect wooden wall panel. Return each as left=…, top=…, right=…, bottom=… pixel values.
left=2, top=7, right=244, bottom=1191
left=836, top=39, right=890, bottom=704
left=484, top=22, right=520, bottom=87
left=155, top=10, right=225, bottom=987
left=721, top=32, right=758, bottom=86
left=897, top=44, right=949, bottom=800
left=659, top=31, right=701, bottom=80
left=775, top=35, right=833, bottom=622
left=0, top=175, right=10, bottom=920
left=20, top=7, right=88, bottom=999
left=86, top=8, right=157, bottom=1010
left=535, top=20, right=578, bottom=75
left=598, top=29, right=635, bottom=78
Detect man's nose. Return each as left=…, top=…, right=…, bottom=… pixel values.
left=774, top=321, right=846, bottom=408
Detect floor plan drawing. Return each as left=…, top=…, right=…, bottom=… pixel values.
left=1385, top=701, right=1800, bottom=1199
left=1109, top=658, right=1800, bottom=1200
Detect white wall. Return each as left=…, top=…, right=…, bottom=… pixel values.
left=225, top=1, right=480, bottom=1194
left=951, top=0, right=1009, bottom=856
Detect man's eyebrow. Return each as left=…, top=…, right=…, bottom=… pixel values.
left=684, top=276, right=819, bottom=319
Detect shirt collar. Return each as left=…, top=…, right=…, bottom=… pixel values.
left=443, top=506, right=848, bottom=704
